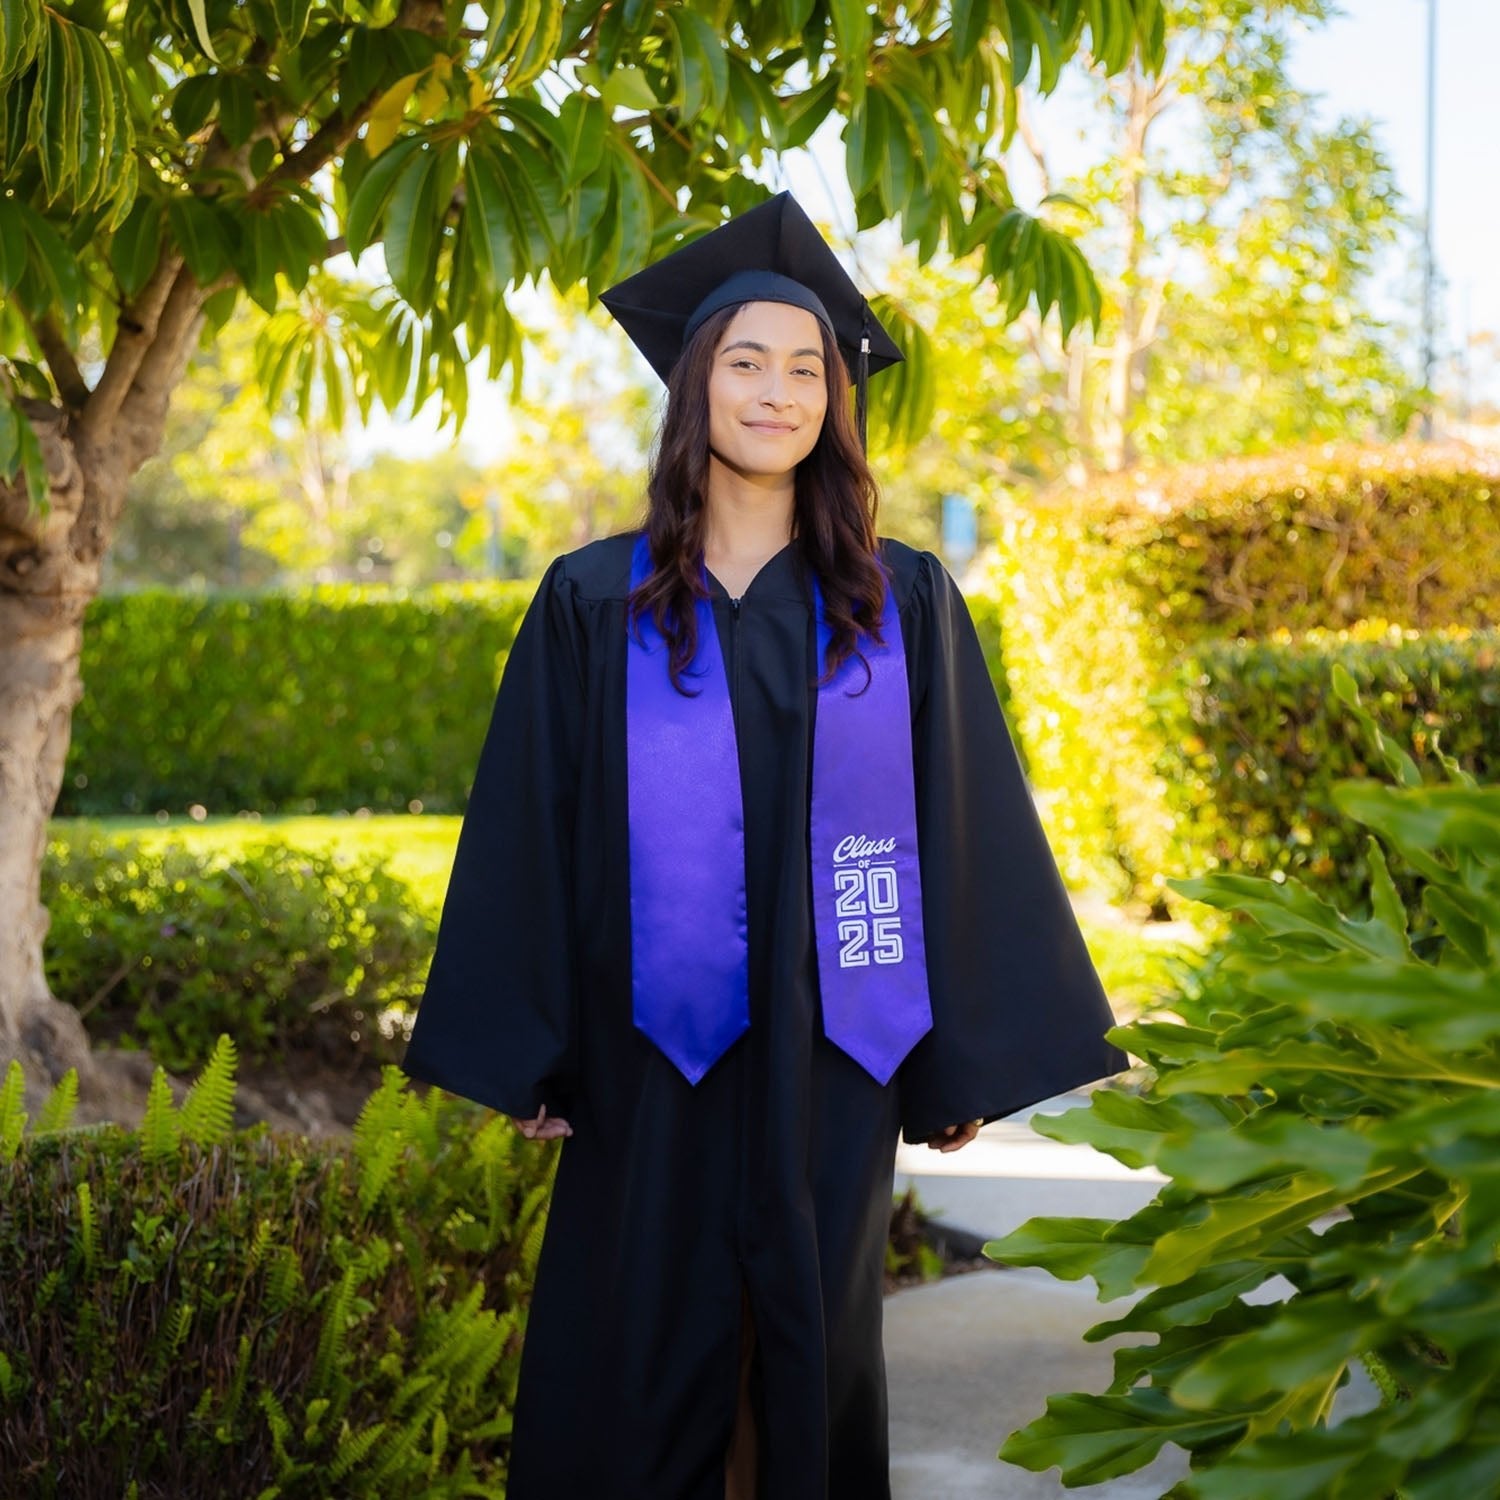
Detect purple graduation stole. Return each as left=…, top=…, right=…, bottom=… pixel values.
left=626, top=533, right=933, bottom=1086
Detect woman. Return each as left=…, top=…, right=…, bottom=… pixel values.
left=400, top=191, right=1124, bottom=1500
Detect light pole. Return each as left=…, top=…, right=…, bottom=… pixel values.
left=1419, top=0, right=1437, bottom=439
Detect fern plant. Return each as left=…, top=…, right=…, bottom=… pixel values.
left=0, top=1036, right=559, bottom=1497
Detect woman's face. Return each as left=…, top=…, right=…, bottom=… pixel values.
left=705, top=300, right=829, bottom=479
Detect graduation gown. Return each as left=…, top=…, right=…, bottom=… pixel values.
left=399, top=529, right=1125, bottom=1500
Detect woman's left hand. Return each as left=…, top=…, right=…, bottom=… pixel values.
left=926, top=1118, right=983, bottom=1152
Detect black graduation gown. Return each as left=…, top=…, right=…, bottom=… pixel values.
left=398, top=529, right=1125, bottom=1500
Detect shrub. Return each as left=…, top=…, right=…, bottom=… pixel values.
left=983, top=440, right=1499, bottom=908
left=41, top=826, right=434, bottom=1074
left=1157, top=624, right=1498, bottom=910
left=987, top=666, right=1500, bottom=1497
left=0, top=1038, right=557, bottom=1498
left=61, top=580, right=532, bottom=816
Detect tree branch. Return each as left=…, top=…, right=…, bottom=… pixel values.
left=20, top=309, right=90, bottom=411
left=1013, top=91, right=1052, bottom=200
left=78, top=251, right=187, bottom=440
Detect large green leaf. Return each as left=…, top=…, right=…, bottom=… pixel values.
left=343, top=133, right=425, bottom=262
left=1001, top=1387, right=1244, bottom=1486
left=984, top=1217, right=1153, bottom=1299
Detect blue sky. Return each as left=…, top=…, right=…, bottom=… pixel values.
left=348, top=1, right=1493, bottom=462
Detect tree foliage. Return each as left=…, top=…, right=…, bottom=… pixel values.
left=0, top=0, right=1169, bottom=507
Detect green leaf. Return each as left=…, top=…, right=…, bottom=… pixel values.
left=672, top=7, right=729, bottom=120
left=984, top=1217, right=1153, bottom=1299
left=1173, top=1291, right=1388, bottom=1410
left=0, top=0, right=45, bottom=86
left=218, top=72, right=258, bottom=148
left=16, top=200, right=83, bottom=315
left=108, top=195, right=164, bottom=297
left=1001, top=1387, right=1244, bottom=1486
left=185, top=0, right=220, bottom=63
left=1143, top=1168, right=1417, bottom=1289
left=271, top=0, right=312, bottom=46
left=0, top=196, right=25, bottom=292
left=166, top=195, right=229, bottom=282
left=29, top=10, right=82, bottom=205
left=170, top=73, right=217, bottom=137
left=1087, top=1260, right=1275, bottom=1341
left=461, top=143, right=516, bottom=290
left=949, top=0, right=989, bottom=57
left=1177, top=1113, right=1381, bottom=1194
left=382, top=141, right=445, bottom=309
left=72, top=24, right=117, bottom=207
left=343, top=132, right=424, bottom=262
left=506, top=0, right=562, bottom=92
left=556, top=89, right=604, bottom=185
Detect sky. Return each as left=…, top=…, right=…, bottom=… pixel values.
left=344, top=0, right=1494, bottom=464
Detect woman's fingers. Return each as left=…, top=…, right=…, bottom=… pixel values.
left=928, top=1119, right=982, bottom=1152
left=515, top=1110, right=574, bottom=1140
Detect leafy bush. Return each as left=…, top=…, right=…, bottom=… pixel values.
left=0, top=1038, right=557, bottom=1498
left=41, top=826, right=434, bottom=1072
left=982, top=440, right=1499, bottom=907
left=60, top=579, right=531, bottom=816
left=1158, top=624, right=1498, bottom=910
left=987, top=666, right=1500, bottom=1497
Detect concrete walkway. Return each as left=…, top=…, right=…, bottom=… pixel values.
left=885, top=1091, right=1182, bottom=1498
left=884, top=1090, right=1375, bottom=1497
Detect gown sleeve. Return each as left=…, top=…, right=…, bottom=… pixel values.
left=399, top=553, right=585, bottom=1122
left=896, top=550, right=1128, bottom=1145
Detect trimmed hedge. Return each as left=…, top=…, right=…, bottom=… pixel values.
left=1159, top=625, right=1498, bottom=911
left=62, top=581, right=534, bottom=816
left=0, top=1041, right=557, bottom=1497
left=60, top=571, right=1030, bottom=814
left=41, top=827, right=434, bottom=1074
left=982, top=441, right=1500, bottom=909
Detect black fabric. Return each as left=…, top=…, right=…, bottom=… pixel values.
left=399, top=530, right=1125, bottom=1500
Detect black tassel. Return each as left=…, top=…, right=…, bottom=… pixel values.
left=856, top=302, right=871, bottom=453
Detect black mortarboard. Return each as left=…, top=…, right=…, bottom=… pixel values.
left=599, top=190, right=904, bottom=451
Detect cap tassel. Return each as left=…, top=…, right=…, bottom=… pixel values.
left=856, top=303, right=871, bottom=453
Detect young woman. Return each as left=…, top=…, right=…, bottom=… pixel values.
left=401, top=191, right=1124, bottom=1500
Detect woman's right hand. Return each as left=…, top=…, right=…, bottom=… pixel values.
left=512, top=1102, right=573, bottom=1140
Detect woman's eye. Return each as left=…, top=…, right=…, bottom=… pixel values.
left=731, top=359, right=818, bottom=377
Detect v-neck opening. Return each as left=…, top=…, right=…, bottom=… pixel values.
left=704, top=539, right=797, bottom=602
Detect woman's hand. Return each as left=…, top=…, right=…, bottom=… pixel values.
left=512, top=1103, right=573, bottom=1140
left=925, top=1118, right=982, bottom=1152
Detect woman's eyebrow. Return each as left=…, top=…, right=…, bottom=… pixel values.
left=721, top=339, right=825, bottom=359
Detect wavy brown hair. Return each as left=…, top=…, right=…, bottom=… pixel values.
left=625, top=300, right=891, bottom=696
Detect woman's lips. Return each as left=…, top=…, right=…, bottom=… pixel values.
left=744, top=421, right=796, bottom=432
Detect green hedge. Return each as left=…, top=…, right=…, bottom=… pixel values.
left=982, top=441, right=1500, bottom=909
left=41, top=827, right=434, bottom=1074
left=0, top=1041, right=557, bottom=1497
left=60, top=572, right=1031, bottom=813
left=62, top=581, right=534, bottom=816
left=1158, top=626, right=1498, bottom=911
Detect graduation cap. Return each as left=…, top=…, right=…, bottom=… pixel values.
left=599, top=190, right=904, bottom=452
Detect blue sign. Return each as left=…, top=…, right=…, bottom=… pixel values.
left=941, top=493, right=977, bottom=568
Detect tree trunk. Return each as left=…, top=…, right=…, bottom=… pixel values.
left=1101, top=65, right=1152, bottom=473
left=1, top=266, right=210, bottom=1119
left=0, top=402, right=102, bottom=1108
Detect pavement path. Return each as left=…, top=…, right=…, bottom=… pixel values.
left=885, top=1090, right=1186, bottom=1498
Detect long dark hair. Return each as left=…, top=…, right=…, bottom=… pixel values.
left=625, top=300, right=890, bottom=696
